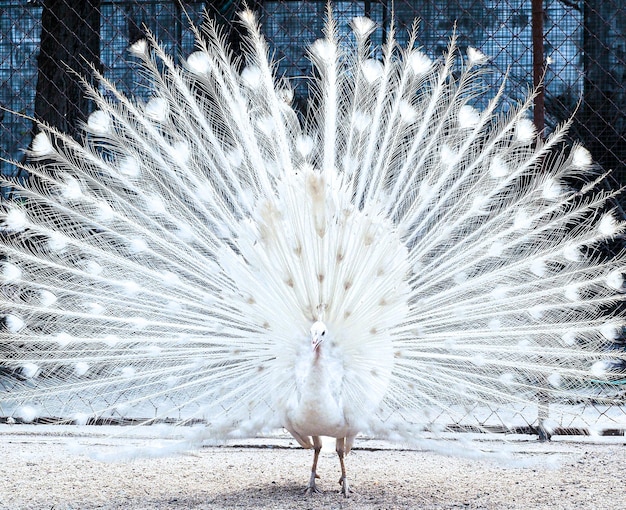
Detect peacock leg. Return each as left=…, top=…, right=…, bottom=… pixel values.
left=304, top=435, right=322, bottom=495
left=336, top=437, right=350, bottom=496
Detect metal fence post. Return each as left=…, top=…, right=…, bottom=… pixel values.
left=532, top=0, right=545, bottom=137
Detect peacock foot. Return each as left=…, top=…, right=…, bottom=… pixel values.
left=304, top=472, right=321, bottom=495
left=338, top=475, right=351, bottom=497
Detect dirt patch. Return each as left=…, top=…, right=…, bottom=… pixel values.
left=0, top=427, right=624, bottom=509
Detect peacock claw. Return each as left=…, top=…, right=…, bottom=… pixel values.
left=304, top=484, right=321, bottom=495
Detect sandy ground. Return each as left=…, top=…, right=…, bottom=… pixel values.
left=0, top=426, right=624, bottom=509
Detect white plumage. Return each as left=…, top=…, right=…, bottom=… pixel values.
left=1, top=8, right=625, bottom=495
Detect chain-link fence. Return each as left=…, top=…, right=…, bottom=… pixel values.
left=0, top=0, right=625, bottom=435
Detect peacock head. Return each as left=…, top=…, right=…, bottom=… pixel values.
left=310, top=321, right=327, bottom=352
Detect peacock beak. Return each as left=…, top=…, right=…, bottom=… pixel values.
left=311, top=334, right=323, bottom=351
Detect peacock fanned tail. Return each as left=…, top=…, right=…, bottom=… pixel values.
left=1, top=8, right=625, bottom=450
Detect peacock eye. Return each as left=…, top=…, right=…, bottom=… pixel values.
left=322, top=331, right=326, bottom=336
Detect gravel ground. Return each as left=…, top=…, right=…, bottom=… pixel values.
left=0, top=426, right=624, bottom=509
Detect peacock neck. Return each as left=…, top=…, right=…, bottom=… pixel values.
left=312, top=344, right=322, bottom=364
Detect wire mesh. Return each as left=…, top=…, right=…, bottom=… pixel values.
left=0, top=0, right=625, bottom=434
